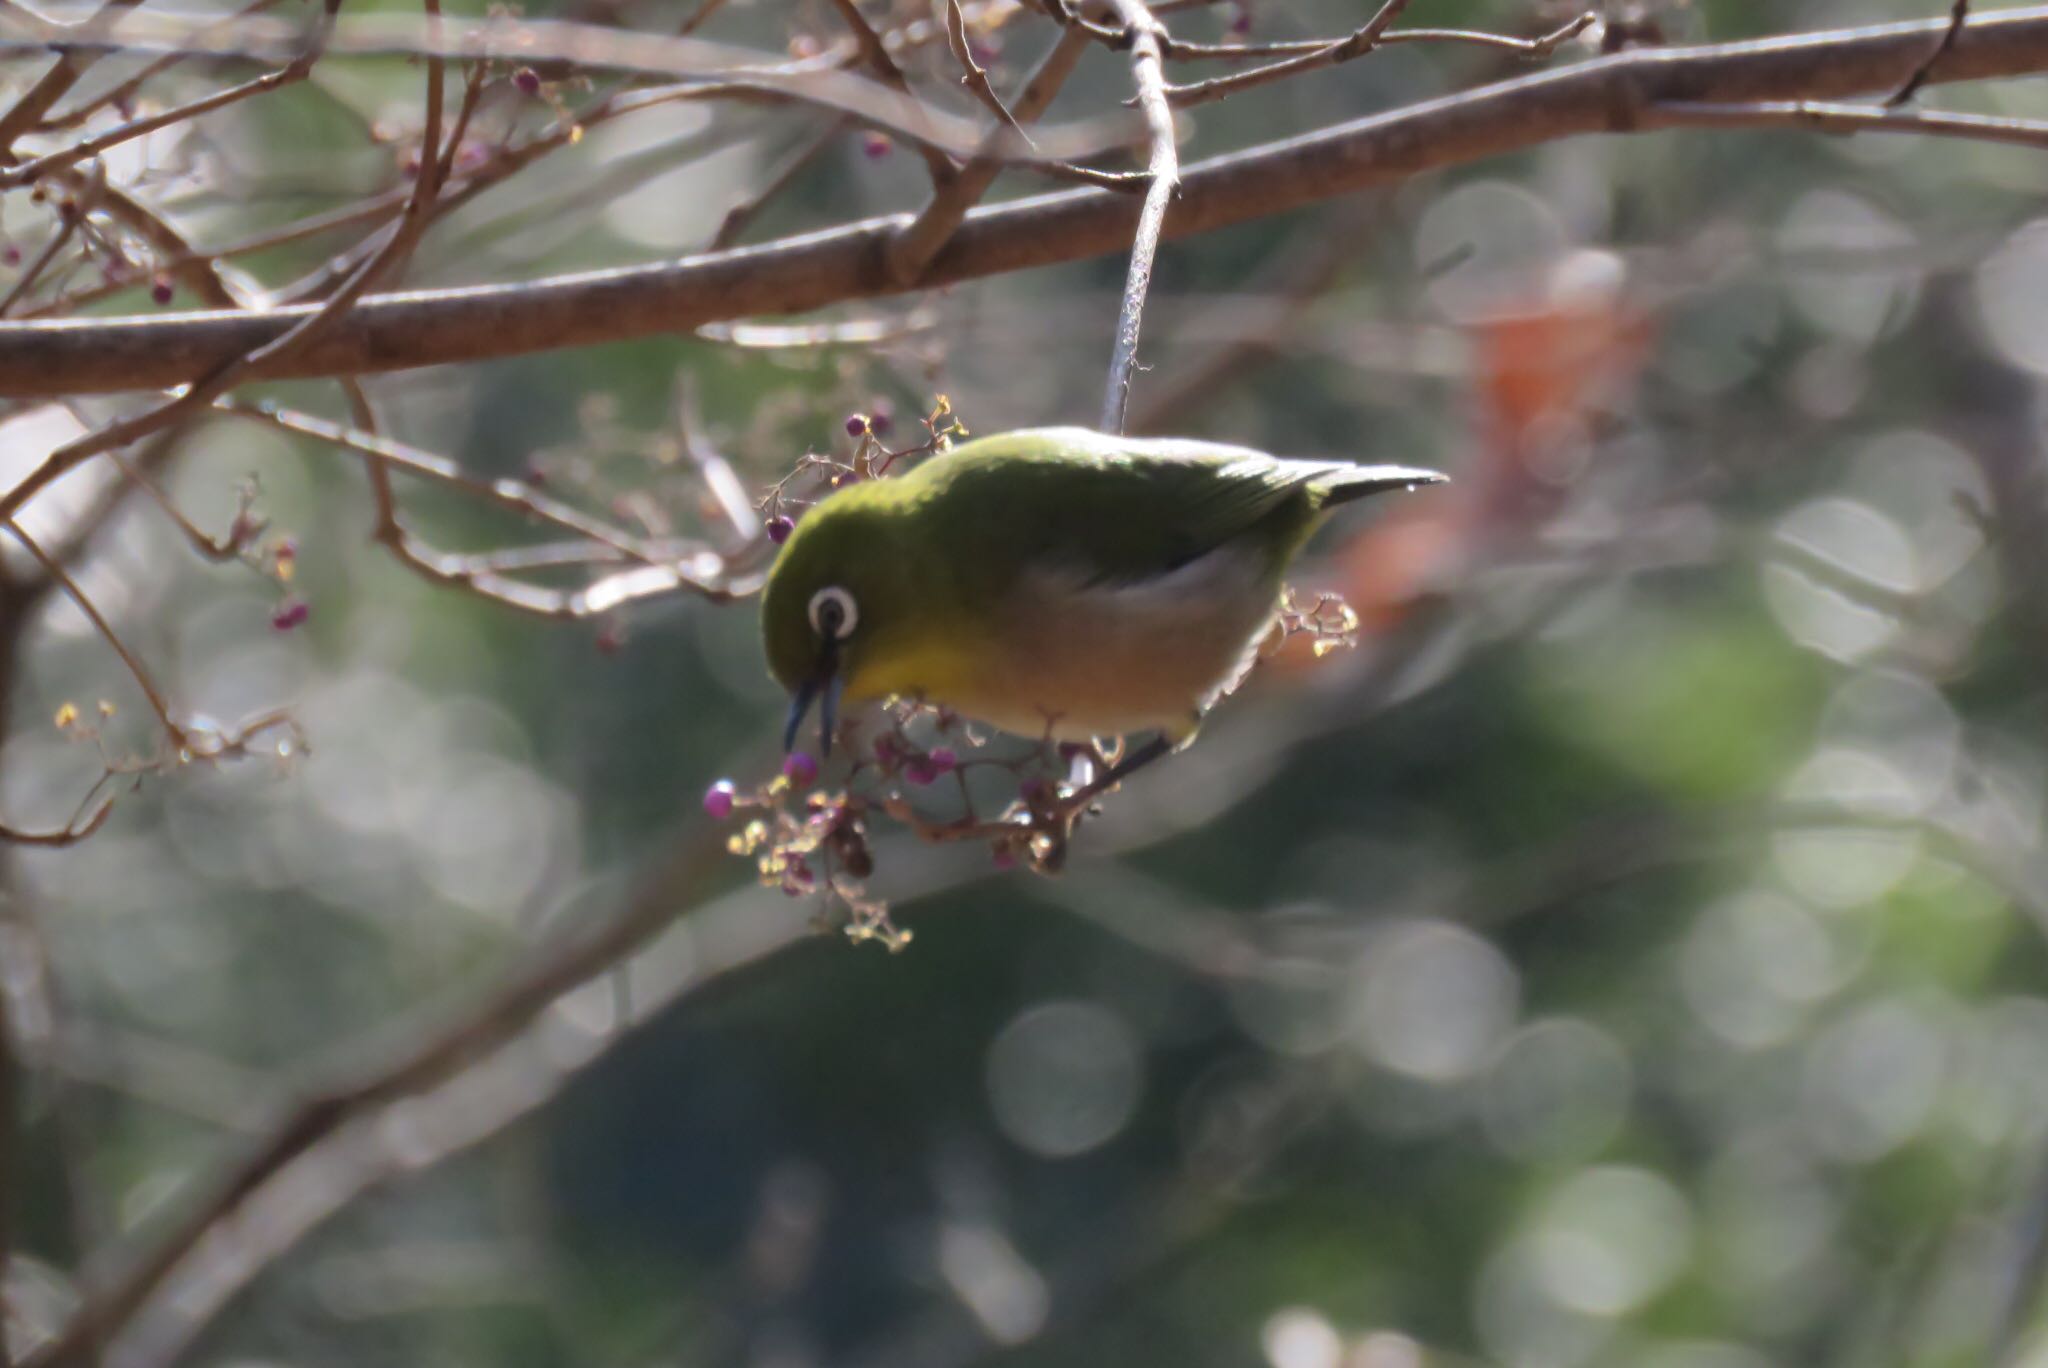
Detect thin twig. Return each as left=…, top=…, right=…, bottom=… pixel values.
left=887, top=23, right=1091, bottom=283
left=32, top=0, right=290, bottom=132
left=0, top=10, right=1130, bottom=168
left=1, top=519, right=181, bottom=739
left=0, top=801, right=114, bottom=848
left=1130, top=201, right=1373, bottom=433
left=221, top=403, right=665, bottom=560
left=1100, top=0, right=1176, bottom=434
left=355, top=0, right=448, bottom=551
left=1165, top=7, right=1595, bottom=107
left=1648, top=97, right=2048, bottom=151
left=1157, top=13, right=1594, bottom=60
left=945, top=0, right=1028, bottom=138
left=0, top=53, right=324, bottom=189
left=823, top=0, right=957, bottom=185
left=674, top=0, right=727, bottom=36
left=0, top=0, right=145, bottom=149
left=1889, top=0, right=1969, bottom=105
left=220, top=402, right=750, bottom=612
left=85, top=180, right=242, bottom=308
left=711, top=119, right=846, bottom=250
left=0, top=197, right=86, bottom=317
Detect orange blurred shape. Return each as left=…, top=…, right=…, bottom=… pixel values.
left=1260, top=251, right=1656, bottom=683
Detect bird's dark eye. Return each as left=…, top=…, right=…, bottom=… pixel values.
left=808, top=585, right=858, bottom=641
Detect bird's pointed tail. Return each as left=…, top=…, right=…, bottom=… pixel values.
left=1314, top=463, right=1449, bottom=507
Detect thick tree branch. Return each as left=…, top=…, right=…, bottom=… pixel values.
left=0, top=8, right=2044, bottom=397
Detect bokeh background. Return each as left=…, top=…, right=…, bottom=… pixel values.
left=7, top=0, right=2048, bottom=1365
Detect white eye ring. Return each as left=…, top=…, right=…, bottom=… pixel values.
left=808, top=585, right=858, bottom=640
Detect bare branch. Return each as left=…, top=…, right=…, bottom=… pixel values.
left=0, top=191, right=87, bottom=317
left=31, top=0, right=291, bottom=132
left=944, top=0, right=1026, bottom=139
left=1164, top=6, right=1595, bottom=108
left=1, top=517, right=180, bottom=738
left=887, top=24, right=1091, bottom=283
left=1098, top=0, right=1176, bottom=434
left=0, top=0, right=145, bottom=149
left=0, top=799, right=113, bottom=849
left=84, top=180, right=242, bottom=309
left=0, top=8, right=2043, bottom=395
left=823, top=0, right=957, bottom=185
left=0, top=9, right=1136, bottom=167
left=0, top=54, right=321, bottom=189
left=219, top=401, right=757, bottom=612
left=1649, top=96, right=2048, bottom=151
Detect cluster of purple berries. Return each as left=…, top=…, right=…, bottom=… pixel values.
left=871, top=732, right=958, bottom=787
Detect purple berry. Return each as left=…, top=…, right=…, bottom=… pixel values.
left=766, top=515, right=795, bottom=544
left=904, top=757, right=939, bottom=786
left=150, top=276, right=173, bottom=305
left=270, top=598, right=310, bottom=631
left=929, top=747, right=957, bottom=774
left=784, top=751, right=819, bottom=786
left=869, top=402, right=894, bottom=437
left=860, top=132, right=892, bottom=160
left=703, top=779, right=737, bottom=820
left=513, top=66, right=541, bottom=96
left=845, top=413, right=868, bottom=437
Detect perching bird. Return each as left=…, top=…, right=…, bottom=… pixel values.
left=762, top=426, right=1444, bottom=764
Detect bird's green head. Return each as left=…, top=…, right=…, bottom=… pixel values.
left=759, top=484, right=929, bottom=757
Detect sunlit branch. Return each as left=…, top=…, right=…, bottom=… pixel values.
left=1098, top=0, right=1175, bottom=435
left=1647, top=97, right=2048, bottom=152
left=1162, top=8, right=1596, bottom=106
left=1, top=6, right=2042, bottom=396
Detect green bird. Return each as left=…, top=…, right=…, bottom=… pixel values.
left=762, top=427, right=1444, bottom=764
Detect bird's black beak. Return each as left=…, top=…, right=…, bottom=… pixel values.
left=783, top=639, right=844, bottom=758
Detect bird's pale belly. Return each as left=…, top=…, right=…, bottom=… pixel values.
left=957, top=550, right=1280, bottom=741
